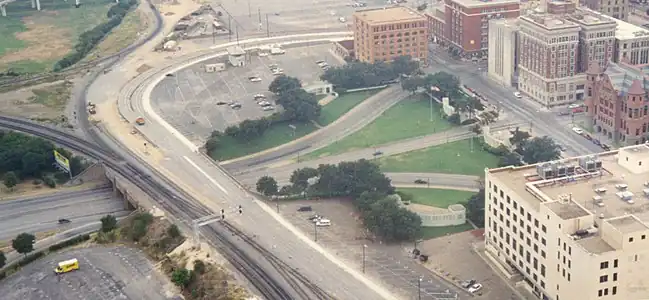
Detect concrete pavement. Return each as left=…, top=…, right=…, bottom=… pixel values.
left=0, top=186, right=130, bottom=242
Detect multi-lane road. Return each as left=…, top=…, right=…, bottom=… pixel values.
left=0, top=186, right=129, bottom=242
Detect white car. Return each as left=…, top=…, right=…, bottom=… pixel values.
left=254, top=94, right=266, bottom=99
left=339, top=17, right=346, bottom=23
left=572, top=127, right=584, bottom=135
left=568, top=103, right=582, bottom=109
left=315, top=60, right=325, bottom=65
left=259, top=52, right=269, bottom=57
left=513, top=91, right=522, bottom=98
left=468, top=283, right=483, bottom=293
left=249, top=77, right=262, bottom=82
left=316, top=219, right=331, bottom=227
left=258, top=101, right=271, bottom=106
left=262, top=106, right=275, bottom=111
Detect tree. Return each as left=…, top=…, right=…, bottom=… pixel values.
left=0, top=250, right=5, bottom=268
left=362, top=197, right=421, bottom=242
left=400, top=76, right=423, bottom=94
left=100, top=214, right=118, bottom=233
left=498, top=151, right=523, bottom=167
left=465, top=188, right=485, bottom=227
left=12, top=233, right=35, bottom=256
left=167, top=224, right=181, bottom=238
left=519, top=136, right=561, bottom=164
left=391, top=55, right=419, bottom=76
left=171, top=268, right=192, bottom=288
left=256, top=176, right=279, bottom=196
left=425, top=72, right=460, bottom=96
left=509, top=127, right=531, bottom=149
left=277, top=89, right=321, bottom=121
left=268, top=75, right=302, bottom=95
left=289, top=167, right=319, bottom=191
left=3, top=171, right=18, bottom=190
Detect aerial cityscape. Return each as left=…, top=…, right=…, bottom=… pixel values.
left=0, top=0, right=648, bottom=299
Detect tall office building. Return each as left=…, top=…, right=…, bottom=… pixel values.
left=488, top=18, right=519, bottom=87
left=352, top=6, right=429, bottom=64
left=485, top=145, right=649, bottom=300
left=581, top=0, right=629, bottom=21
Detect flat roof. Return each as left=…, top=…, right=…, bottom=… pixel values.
left=520, top=14, right=580, bottom=31
left=593, top=12, right=649, bottom=40
left=354, top=7, right=426, bottom=24
left=450, top=0, right=520, bottom=8
left=608, top=215, right=649, bottom=234
left=576, top=236, right=615, bottom=254
left=566, top=9, right=617, bottom=27
left=488, top=144, right=649, bottom=232
left=226, top=46, right=245, bottom=55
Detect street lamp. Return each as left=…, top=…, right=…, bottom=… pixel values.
left=314, top=221, right=318, bottom=242
left=417, top=276, right=423, bottom=300
left=362, top=244, right=367, bottom=273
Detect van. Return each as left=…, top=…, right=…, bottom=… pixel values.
left=54, top=258, right=79, bottom=274
left=316, top=219, right=331, bottom=227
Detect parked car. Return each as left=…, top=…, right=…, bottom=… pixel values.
left=262, top=106, right=275, bottom=111
left=568, top=103, right=583, bottom=109
left=297, top=206, right=313, bottom=212
left=468, top=283, right=483, bottom=293
left=316, top=219, right=331, bottom=226
left=601, top=144, right=611, bottom=151
left=254, top=94, right=266, bottom=99
left=557, top=111, right=570, bottom=116
left=216, top=101, right=227, bottom=106
left=258, top=101, right=271, bottom=106
left=373, top=150, right=383, bottom=156
left=308, top=214, right=322, bottom=221
left=461, top=280, right=477, bottom=289
left=229, top=102, right=242, bottom=109
left=248, top=76, right=262, bottom=82
left=513, top=91, right=522, bottom=98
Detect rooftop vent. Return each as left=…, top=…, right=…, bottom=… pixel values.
left=537, top=163, right=555, bottom=179
left=579, top=155, right=602, bottom=172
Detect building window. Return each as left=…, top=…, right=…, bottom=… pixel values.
left=613, top=273, right=617, bottom=281
left=614, top=259, right=618, bottom=268
left=612, top=287, right=617, bottom=295
left=601, top=261, right=609, bottom=269
left=600, top=275, right=608, bottom=283
left=629, top=237, right=634, bottom=242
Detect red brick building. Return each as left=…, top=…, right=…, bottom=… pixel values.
left=441, top=0, right=520, bottom=59
left=585, top=61, right=649, bottom=145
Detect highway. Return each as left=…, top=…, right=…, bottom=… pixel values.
left=0, top=186, right=130, bottom=242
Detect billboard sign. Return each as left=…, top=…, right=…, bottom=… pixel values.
left=53, top=150, right=71, bottom=173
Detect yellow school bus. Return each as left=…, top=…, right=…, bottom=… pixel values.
left=54, top=258, right=79, bottom=274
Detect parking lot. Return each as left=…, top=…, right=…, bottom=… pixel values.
left=150, top=43, right=342, bottom=143
left=0, top=246, right=175, bottom=300
left=419, top=230, right=519, bottom=300
left=276, top=199, right=469, bottom=300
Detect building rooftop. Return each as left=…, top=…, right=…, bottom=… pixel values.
left=520, top=13, right=580, bottom=31
left=226, top=46, right=245, bottom=55
left=450, top=0, right=520, bottom=8
left=603, top=62, right=649, bottom=96
left=488, top=144, right=649, bottom=253
left=566, top=9, right=617, bottom=27
left=354, top=7, right=426, bottom=24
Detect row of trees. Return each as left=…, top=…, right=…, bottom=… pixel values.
left=256, top=160, right=422, bottom=242
left=0, top=131, right=85, bottom=185
left=0, top=232, right=35, bottom=269
left=206, top=75, right=321, bottom=153
left=54, top=0, right=138, bottom=71
left=321, top=55, right=420, bottom=90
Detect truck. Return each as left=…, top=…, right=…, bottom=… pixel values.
left=135, top=117, right=145, bottom=125
left=54, top=258, right=79, bottom=274
left=270, top=47, right=285, bottom=55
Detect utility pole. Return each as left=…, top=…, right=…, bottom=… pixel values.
left=258, top=8, right=261, bottom=24
left=429, top=93, right=434, bottom=122
left=266, top=14, right=270, bottom=37
left=248, top=0, right=251, bottom=17
left=236, top=26, right=240, bottom=45
left=228, top=15, right=232, bottom=42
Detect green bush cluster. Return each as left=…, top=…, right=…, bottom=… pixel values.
left=54, top=0, right=138, bottom=71
left=48, top=234, right=91, bottom=252
left=321, top=55, right=419, bottom=90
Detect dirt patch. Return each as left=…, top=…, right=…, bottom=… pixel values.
left=0, top=80, right=73, bottom=122
left=0, top=177, right=108, bottom=201
left=136, top=64, right=153, bottom=74
left=0, top=16, right=72, bottom=65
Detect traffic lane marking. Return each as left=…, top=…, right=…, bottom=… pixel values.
left=183, top=156, right=229, bottom=195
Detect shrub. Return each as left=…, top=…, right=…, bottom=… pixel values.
left=193, top=260, right=206, bottom=274
left=48, top=234, right=91, bottom=251
left=16, top=251, right=45, bottom=267
left=42, top=175, right=56, bottom=188
left=167, top=224, right=181, bottom=238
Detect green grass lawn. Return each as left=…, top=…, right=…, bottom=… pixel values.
left=378, top=138, right=498, bottom=176
left=420, top=223, right=474, bottom=240
left=317, top=90, right=382, bottom=126
left=0, top=0, right=114, bottom=73
left=209, top=122, right=318, bottom=161
left=209, top=91, right=379, bottom=161
left=398, top=188, right=475, bottom=208
left=306, top=94, right=452, bottom=159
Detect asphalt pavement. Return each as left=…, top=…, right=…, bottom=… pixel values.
left=0, top=186, right=130, bottom=242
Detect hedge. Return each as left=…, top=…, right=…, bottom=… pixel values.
left=48, top=234, right=91, bottom=252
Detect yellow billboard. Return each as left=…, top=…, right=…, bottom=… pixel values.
left=53, top=150, right=71, bottom=172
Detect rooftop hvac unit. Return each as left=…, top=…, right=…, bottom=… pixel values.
left=537, top=163, right=555, bottom=179
left=579, top=155, right=601, bottom=172
left=555, top=164, right=567, bottom=176
left=566, top=165, right=576, bottom=175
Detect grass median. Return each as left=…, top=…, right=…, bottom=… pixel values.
left=378, top=138, right=498, bottom=176
left=209, top=91, right=380, bottom=161
left=305, top=94, right=453, bottom=159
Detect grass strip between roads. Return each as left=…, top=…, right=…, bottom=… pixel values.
left=378, top=138, right=499, bottom=176
left=304, top=94, right=452, bottom=159
left=210, top=91, right=379, bottom=161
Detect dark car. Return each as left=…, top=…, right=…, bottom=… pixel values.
left=601, top=144, right=611, bottom=151
left=373, top=150, right=384, bottom=156
left=165, top=73, right=174, bottom=77
left=414, top=179, right=428, bottom=184
left=58, top=218, right=71, bottom=224
left=216, top=101, right=227, bottom=106
left=297, top=206, right=313, bottom=212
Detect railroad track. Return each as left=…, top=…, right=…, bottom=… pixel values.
left=0, top=115, right=330, bottom=299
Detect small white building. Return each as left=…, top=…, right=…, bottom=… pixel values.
left=304, top=81, right=333, bottom=95
left=227, top=46, right=246, bottom=67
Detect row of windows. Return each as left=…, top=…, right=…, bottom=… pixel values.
left=597, top=286, right=618, bottom=297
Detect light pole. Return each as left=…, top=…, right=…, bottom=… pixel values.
left=362, top=244, right=367, bottom=273
left=417, top=277, right=423, bottom=300
left=314, top=221, right=318, bottom=242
